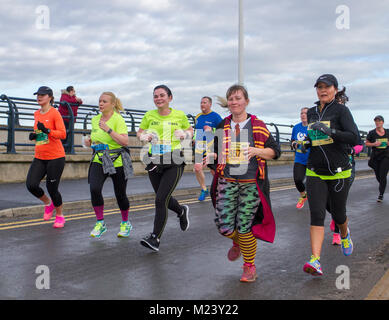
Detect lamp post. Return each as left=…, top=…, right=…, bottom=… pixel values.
left=238, top=0, right=244, bottom=85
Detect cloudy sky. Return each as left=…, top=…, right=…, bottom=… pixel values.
left=1, top=0, right=388, bottom=132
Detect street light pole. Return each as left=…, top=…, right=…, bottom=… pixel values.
left=238, top=0, right=244, bottom=85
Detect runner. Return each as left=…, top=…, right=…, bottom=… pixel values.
left=291, top=107, right=310, bottom=209
left=193, top=96, right=222, bottom=201
left=137, top=85, right=193, bottom=252
left=26, top=86, right=67, bottom=228
left=302, top=74, right=360, bottom=276
left=83, top=92, right=134, bottom=238
left=365, top=115, right=389, bottom=202
left=208, top=84, right=280, bottom=282
left=329, top=87, right=363, bottom=245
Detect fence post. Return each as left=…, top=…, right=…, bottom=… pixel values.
left=125, top=111, right=136, bottom=132
left=1, top=95, right=16, bottom=153
left=60, top=102, right=75, bottom=154
left=269, top=123, right=280, bottom=146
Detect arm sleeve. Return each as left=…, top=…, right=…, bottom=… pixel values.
left=50, top=111, right=66, bottom=140
left=115, top=115, right=129, bottom=135
left=139, top=114, right=149, bottom=130
left=264, top=133, right=281, bottom=160
left=332, top=107, right=359, bottom=145
left=181, top=113, right=191, bottom=130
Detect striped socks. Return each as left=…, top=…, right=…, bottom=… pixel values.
left=238, top=232, right=257, bottom=266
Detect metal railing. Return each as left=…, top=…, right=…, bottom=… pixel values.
left=0, top=94, right=368, bottom=155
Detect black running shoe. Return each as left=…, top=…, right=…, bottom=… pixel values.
left=377, top=194, right=383, bottom=202
left=140, top=233, right=160, bottom=252
left=178, top=205, right=190, bottom=231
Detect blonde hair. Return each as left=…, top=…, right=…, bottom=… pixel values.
left=101, top=91, right=123, bottom=113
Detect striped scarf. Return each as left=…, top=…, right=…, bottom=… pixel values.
left=216, top=114, right=270, bottom=179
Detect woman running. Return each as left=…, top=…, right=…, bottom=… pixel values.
left=365, top=115, right=389, bottom=202
left=26, top=86, right=67, bottom=228
left=329, top=87, right=363, bottom=245
left=291, top=107, right=310, bottom=209
left=209, top=84, right=280, bottom=282
left=302, top=74, right=360, bottom=276
left=137, top=85, right=193, bottom=252
left=84, top=92, right=134, bottom=238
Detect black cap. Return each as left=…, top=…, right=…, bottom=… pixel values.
left=314, top=74, right=338, bottom=88
left=34, top=86, right=53, bottom=96
left=374, top=115, right=384, bottom=122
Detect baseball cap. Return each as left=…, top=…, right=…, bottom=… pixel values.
left=314, top=74, right=338, bottom=88
left=34, top=86, right=53, bottom=96
left=374, top=115, right=384, bottom=122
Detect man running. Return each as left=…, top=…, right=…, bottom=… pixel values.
left=193, top=96, right=222, bottom=201
left=291, top=107, right=310, bottom=209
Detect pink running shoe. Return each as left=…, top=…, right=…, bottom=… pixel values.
left=296, top=194, right=307, bottom=209
left=228, top=242, right=241, bottom=261
left=53, top=216, right=65, bottom=228
left=44, top=202, right=55, bottom=220
left=330, top=219, right=335, bottom=232
left=240, top=264, right=258, bottom=282
left=332, top=233, right=341, bottom=245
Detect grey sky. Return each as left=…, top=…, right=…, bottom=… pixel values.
left=1, top=0, right=388, bottom=132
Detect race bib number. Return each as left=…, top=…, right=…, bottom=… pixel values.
left=377, top=138, right=388, bottom=149
left=151, top=140, right=172, bottom=155
left=35, top=130, right=49, bottom=145
left=227, top=142, right=249, bottom=164
left=308, top=121, right=334, bottom=146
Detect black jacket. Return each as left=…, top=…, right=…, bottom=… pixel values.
left=307, top=100, right=359, bottom=175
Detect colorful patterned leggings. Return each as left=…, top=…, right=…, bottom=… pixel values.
left=215, top=178, right=260, bottom=265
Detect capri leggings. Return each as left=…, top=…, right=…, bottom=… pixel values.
left=373, top=157, right=389, bottom=195
left=88, top=162, right=129, bottom=211
left=306, top=176, right=351, bottom=227
left=26, top=157, right=65, bottom=207
left=293, top=162, right=306, bottom=193
left=147, top=164, right=185, bottom=238
left=214, top=178, right=260, bottom=235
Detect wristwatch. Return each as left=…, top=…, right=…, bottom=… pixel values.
left=107, top=128, right=113, bottom=134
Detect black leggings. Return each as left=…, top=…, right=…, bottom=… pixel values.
left=293, top=162, right=306, bottom=193
left=306, top=176, right=351, bottom=227
left=88, top=162, right=129, bottom=210
left=373, top=157, right=389, bottom=195
left=26, top=157, right=65, bottom=207
left=148, top=165, right=184, bottom=238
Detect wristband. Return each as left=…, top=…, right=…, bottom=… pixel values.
left=107, top=128, right=113, bottom=134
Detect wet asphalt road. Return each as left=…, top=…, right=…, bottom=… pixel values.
left=0, top=174, right=388, bottom=300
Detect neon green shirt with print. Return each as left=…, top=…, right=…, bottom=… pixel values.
left=91, top=112, right=128, bottom=167
left=139, top=108, right=191, bottom=155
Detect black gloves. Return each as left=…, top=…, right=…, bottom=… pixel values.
left=291, top=138, right=311, bottom=153
left=29, top=132, right=37, bottom=140
left=311, top=121, right=333, bottom=136
left=37, top=121, right=50, bottom=134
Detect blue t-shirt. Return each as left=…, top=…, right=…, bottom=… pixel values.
left=194, top=111, right=222, bottom=157
left=291, top=122, right=309, bottom=165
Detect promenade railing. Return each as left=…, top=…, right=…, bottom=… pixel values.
left=0, top=94, right=368, bottom=155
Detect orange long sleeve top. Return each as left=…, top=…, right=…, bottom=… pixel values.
left=33, top=107, right=66, bottom=160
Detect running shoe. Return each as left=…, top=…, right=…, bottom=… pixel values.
left=377, top=194, right=383, bottom=202
left=330, top=219, right=335, bottom=232
left=303, top=255, right=323, bottom=276
left=240, top=264, right=258, bottom=282
left=198, top=189, right=209, bottom=201
left=44, top=202, right=55, bottom=221
left=296, top=193, right=307, bottom=209
left=341, top=228, right=353, bottom=256
left=178, top=205, right=190, bottom=231
left=117, top=221, right=133, bottom=238
left=228, top=242, right=241, bottom=261
left=332, top=233, right=341, bottom=245
left=53, top=215, right=65, bottom=228
left=90, top=221, right=107, bottom=238
left=140, top=233, right=160, bottom=252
